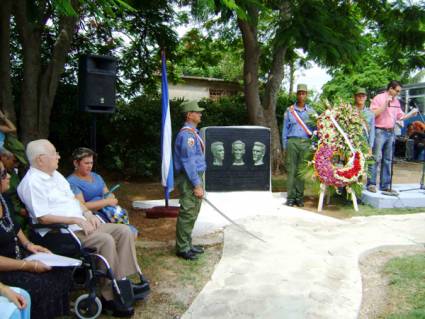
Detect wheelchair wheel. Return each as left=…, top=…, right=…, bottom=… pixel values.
left=74, top=294, right=102, bottom=319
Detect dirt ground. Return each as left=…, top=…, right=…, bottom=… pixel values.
left=105, top=160, right=424, bottom=318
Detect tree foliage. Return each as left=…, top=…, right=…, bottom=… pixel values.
left=322, top=35, right=403, bottom=101
left=181, top=0, right=425, bottom=173
left=172, top=28, right=243, bottom=81
left=0, top=0, right=179, bottom=144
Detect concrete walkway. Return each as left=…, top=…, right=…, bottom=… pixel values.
left=183, top=197, right=425, bottom=319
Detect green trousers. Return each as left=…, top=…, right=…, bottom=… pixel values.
left=286, top=138, right=311, bottom=201
left=175, top=174, right=202, bottom=253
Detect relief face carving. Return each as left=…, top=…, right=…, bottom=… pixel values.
left=232, top=140, right=245, bottom=166
left=211, top=141, right=225, bottom=166
left=252, top=141, right=265, bottom=166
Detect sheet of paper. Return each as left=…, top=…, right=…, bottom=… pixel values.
left=24, top=253, right=82, bottom=267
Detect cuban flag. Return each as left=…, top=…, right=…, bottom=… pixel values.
left=161, top=51, right=174, bottom=202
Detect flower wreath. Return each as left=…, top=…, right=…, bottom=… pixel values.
left=311, top=103, right=368, bottom=188
left=313, top=144, right=365, bottom=187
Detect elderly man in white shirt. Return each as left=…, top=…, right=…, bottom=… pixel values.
left=17, top=139, right=148, bottom=311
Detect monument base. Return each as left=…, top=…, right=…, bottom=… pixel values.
left=361, top=184, right=425, bottom=209
left=133, top=199, right=180, bottom=218
left=144, top=206, right=179, bottom=218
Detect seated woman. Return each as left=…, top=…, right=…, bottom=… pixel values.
left=0, top=161, right=72, bottom=319
left=67, top=147, right=138, bottom=235
left=407, top=121, right=425, bottom=161
left=0, top=282, right=31, bottom=319
left=0, top=148, right=28, bottom=230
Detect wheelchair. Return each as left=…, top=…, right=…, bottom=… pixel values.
left=29, top=222, right=150, bottom=319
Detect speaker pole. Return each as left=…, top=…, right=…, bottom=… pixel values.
left=90, top=113, right=97, bottom=152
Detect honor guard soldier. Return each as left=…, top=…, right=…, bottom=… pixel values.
left=282, top=84, right=315, bottom=207
left=174, top=100, right=206, bottom=260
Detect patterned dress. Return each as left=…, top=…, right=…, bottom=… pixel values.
left=0, top=194, right=72, bottom=319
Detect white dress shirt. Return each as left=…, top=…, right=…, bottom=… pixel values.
left=17, top=167, right=85, bottom=235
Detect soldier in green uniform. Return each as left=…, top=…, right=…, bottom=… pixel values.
left=174, top=101, right=206, bottom=260
left=282, top=84, right=315, bottom=207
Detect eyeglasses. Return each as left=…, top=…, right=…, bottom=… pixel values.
left=0, top=170, right=8, bottom=180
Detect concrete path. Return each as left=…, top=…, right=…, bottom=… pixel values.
left=183, top=199, right=425, bottom=319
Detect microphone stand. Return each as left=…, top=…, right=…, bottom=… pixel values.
left=399, top=105, right=425, bottom=193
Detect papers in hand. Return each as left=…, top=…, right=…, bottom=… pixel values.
left=24, top=253, right=82, bottom=267
left=406, top=107, right=419, bottom=118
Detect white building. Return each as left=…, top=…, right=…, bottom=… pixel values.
left=168, top=76, right=242, bottom=101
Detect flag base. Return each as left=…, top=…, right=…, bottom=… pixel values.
left=145, top=206, right=179, bottom=218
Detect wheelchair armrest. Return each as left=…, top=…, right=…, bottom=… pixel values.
left=31, top=223, right=69, bottom=230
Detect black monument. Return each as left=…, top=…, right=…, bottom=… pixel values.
left=201, top=126, right=271, bottom=192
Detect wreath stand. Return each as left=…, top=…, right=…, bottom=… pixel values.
left=317, top=183, right=359, bottom=212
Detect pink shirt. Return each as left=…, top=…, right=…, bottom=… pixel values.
left=371, top=91, right=404, bottom=129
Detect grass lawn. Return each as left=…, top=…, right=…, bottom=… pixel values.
left=272, top=175, right=425, bottom=218
left=381, top=254, right=425, bottom=319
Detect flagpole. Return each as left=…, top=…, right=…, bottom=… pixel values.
left=161, top=49, right=174, bottom=207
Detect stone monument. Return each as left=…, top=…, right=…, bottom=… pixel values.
left=201, top=126, right=271, bottom=192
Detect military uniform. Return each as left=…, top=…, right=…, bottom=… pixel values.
left=282, top=84, right=314, bottom=207
left=174, top=101, right=206, bottom=257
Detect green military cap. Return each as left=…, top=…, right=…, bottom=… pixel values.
left=354, top=87, right=367, bottom=95
left=181, top=100, right=204, bottom=113
left=296, top=84, right=308, bottom=92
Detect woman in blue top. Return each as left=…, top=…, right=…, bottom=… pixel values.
left=67, top=147, right=137, bottom=236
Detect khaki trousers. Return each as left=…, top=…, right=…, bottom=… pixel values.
left=76, top=223, right=140, bottom=300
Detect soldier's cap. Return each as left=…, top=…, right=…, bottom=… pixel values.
left=296, top=84, right=308, bottom=92
left=181, top=100, right=204, bottom=113
left=354, top=87, right=367, bottom=95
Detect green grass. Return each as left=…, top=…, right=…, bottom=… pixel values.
left=133, top=245, right=222, bottom=318
left=272, top=175, right=425, bottom=218
left=381, top=254, right=425, bottom=319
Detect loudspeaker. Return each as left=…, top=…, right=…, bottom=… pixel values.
left=78, top=55, right=117, bottom=113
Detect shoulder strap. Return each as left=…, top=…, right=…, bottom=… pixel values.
left=289, top=105, right=312, bottom=136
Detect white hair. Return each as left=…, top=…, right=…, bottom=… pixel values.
left=26, top=139, right=51, bottom=166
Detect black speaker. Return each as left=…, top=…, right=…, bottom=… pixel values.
left=78, top=55, right=117, bottom=113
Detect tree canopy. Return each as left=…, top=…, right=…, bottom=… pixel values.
left=0, top=0, right=179, bottom=143
left=181, top=0, right=425, bottom=172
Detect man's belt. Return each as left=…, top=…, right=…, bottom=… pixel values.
left=288, top=136, right=309, bottom=140
left=376, top=127, right=394, bottom=132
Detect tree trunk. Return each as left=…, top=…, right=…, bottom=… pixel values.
left=237, top=8, right=265, bottom=126
left=264, top=44, right=288, bottom=174
left=289, top=60, right=295, bottom=95
left=14, top=0, right=78, bottom=144
left=237, top=4, right=290, bottom=174
left=0, top=0, right=16, bottom=123
left=38, top=14, right=78, bottom=138
left=14, top=0, right=42, bottom=144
